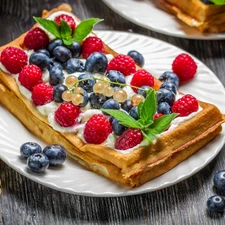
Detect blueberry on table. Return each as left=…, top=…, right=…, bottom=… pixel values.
left=214, top=170, right=225, bottom=190
left=106, top=70, right=126, bottom=87
left=27, top=153, right=49, bottom=173
left=52, top=46, right=72, bottom=63
left=78, top=73, right=95, bottom=93
left=29, top=52, right=51, bottom=70
left=49, top=66, right=64, bottom=86
left=67, top=41, right=82, bottom=58
left=207, top=195, right=225, bottom=213
left=20, top=142, right=42, bottom=158
left=53, top=84, right=68, bottom=103
left=36, top=49, right=50, bottom=57
left=156, top=88, right=175, bottom=106
left=48, top=39, right=63, bottom=54
left=48, top=60, right=63, bottom=71
left=157, top=102, right=172, bottom=115
left=159, top=71, right=179, bottom=88
left=102, top=99, right=120, bottom=110
left=127, top=50, right=145, bottom=68
left=129, top=106, right=139, bottom=120
left=160, top=82, right=177, bottom=95
left=112, top=118, right=127, bottom=136
left=65, top=58, right=85, bottom=74
left=43, top=144, right=67, bottom=166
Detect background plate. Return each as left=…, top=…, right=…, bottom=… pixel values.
left=1, top=31, right=225, bottom=197
left=102, top=0, right=225, bottom=40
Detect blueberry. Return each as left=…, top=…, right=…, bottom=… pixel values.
left=53, top=84, right=68, bottom=103
left=214, top=170, right=225, bottom=190
left=159, top=71, right=179, bottom=88
left=157, top=102, right=171, bottom=114
left=52, top=46, right=72, bottom=63
left=129, top=106, right=139, bottom=120
left=207, top=195, right=225, bottom=213
left=121, top=100, right=133, bottom=112
left=112, top=118, right=127, bottom=136
left=49, top=66, right=64, bottom=86
left=20, top=142, right=42, bottom=158
left=160, top=82, right=177, bottom=95
left=67, top=41, right=82, bottom=58
left=89, top=93, right=106, bottom=109
left=48, top=60, right=63, bottom=70
left=79, top=89, right=89, bottom=108
left=36, top=49, right=50, bottom=57
left=201, top=0, right=213, bottom=4
left=156, top=88, right=175, bottom=106
left=65, top=58, right=85, bottom=74
left=127, top=50, right=145, bottom=67
left=106, top=70, right=126, bottom=87
left=27, top=153, right=49, bottom=173
left=29, top=52, right=51, bottom=70
left=78, top=73, right=95, bottom=93
left=43, top=144, right=67, bottom=166
left=102, top=99, right=120, bottom=113
left=85, top=52, right=108, bottom=73
left=48, top=39, right=63, bottom=54
left=137, top=85, right=150, bottom=98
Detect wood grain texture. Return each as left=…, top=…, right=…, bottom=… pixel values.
left=1, top=0, right=225, bottom=224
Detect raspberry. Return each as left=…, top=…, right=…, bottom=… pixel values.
left=24, top=27, right=49, bottom=51
left=1, top=47, right=28, bottom=74
left=154, top=113, right=164, bottom=119
left=54, top=102, right=81, bottom=127
left=32, top=84, right=53, bottom=106
left=115, top=128, right=143, bottom=150
left=84, top=114, right=112, bottom=144
left=54, top=14, right=76, bottom=32
left=18, top=65, right=42, bottom=91
left=130, top=69, right=154, bottom=92
left=107, top=54, right=136, bottom=76
left=172, top=53, right=197, bottom=82
left=81, top=37, right=105, bottom=59
left=172, top=94, right=199, bottom=117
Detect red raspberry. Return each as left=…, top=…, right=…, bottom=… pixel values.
left=154, top=113, right=164, bottom=119
left=107, top=54, right=136, bottom=76
left=130, top=69, right=154, bottom=92
left=84, top=114, right=112, bottom=144
left=1, top=47, right=28, bottom=74
left=18, top=65, right=42, bottom=91
left=172, top=94, right=199, bottom=117
left=32, top=84, right=53, bottom=106
left=54, top=102, right=81, bottom=127
left=81, top=37, right=105, bottom=59
left=54, top=14, right=76, bottom=32
left=172, top=53, right=197, bottom=82
left=24, top=27, right=49, bottom=51
left=115, top=128, right=143, bottom=150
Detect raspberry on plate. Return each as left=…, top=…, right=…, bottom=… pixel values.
left=24, top=27, right=49, bottom=51
left=115, top=128, right=143, bottom=150
left=81, top=36, right=105, bottom=59
left=18, top=65, right=43, bottom=91
left=107, top=54, right=136, bottom=76
left=172, top=53, right=197, bottom=82
left=84, top=114, right=112, bottom=144
left=32, top=84, right=53, bottom=106
left=130, top=69, right=154, bottom=92
left=172, top=94, right=199, bottom=117
left=1, top=47, right=28, bottom=74
left=54, top=14, right=76, bottom=32
left=54, top=102, right=81, bottom=127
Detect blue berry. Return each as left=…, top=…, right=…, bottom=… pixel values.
left=89, top=93, right=106, bottom=109
left=127, top=50, right=145, bottom=67
left=27, top=153, right=49, bottom=173
left=201, top=0, right=213, bottom=4
left=36, top=49, right=50, bottom=57
left=102, top=99, right=120, bottom=112
left=157, top=102, right=171, bottom=114
left=67, top=41, right=81, bottom=57
left=79, top=89, right=89, bottom=108
left=48, top=60, right=63, bottom=70
left=159, top=71, right=179, bottom=88
left=49, top=66, right=64, bottom=86
left=137, top=85, right=150, bottom=98
left=29, top=52, right=51, bottom=70
left=214, top=170, right=225, bottom=190
left=52, top=46, right=72, bottom=63
left=112, top=118, right=127, bottom=136
left=160, top=82, right=177, bottom=95
left=106, top=70, right=126, bottom=87
left=48, top=39, right=63, bottom=54
left=78, top=73, right=95, bottom=93
left=156, top=88, right=175, bottom=106
left=65, top=58, right=85, bottom=74
left=85, top=52, right=108, bottom=73
left=43, top=144, right=67, bottom=166
left=53, top=84, right=68, bottom=103
left=121, top=100, right=133, bottom=112
left=20, top=142, right=42, bottom=158
left=207, top=195, right=225, bottom=213
left=129, top=106, right=139, bottom=120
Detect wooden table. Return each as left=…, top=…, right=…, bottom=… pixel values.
left=1, top=0, right=225, bottom=224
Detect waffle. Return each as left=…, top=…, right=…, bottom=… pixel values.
left=160, top=0, right=225, bottom=33
left=0, top=4, right=224, bottom=187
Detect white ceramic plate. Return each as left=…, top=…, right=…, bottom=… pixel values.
left=102, top=0, right=225, bottom=40
left=1, top=31, right=225, bottom=197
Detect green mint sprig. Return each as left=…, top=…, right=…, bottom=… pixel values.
left=101, top=88, right=177, bottom=142
left=33, top=16, right=103, bottom=45
left=210, top=0, right=225, bottom=5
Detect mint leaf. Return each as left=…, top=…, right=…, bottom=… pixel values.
left=101, top=109, right=142, bottom=129
left=73, top=18, right=104, bottom=42
left=33, top=17, right=61, bottom=38
left=137, top=101, right=143, bottom=117
left=210, top=0, right=225, bottom=5
left=60, top=20, right=72, bottom=41
left=142, top=130, right=155, bottom=142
